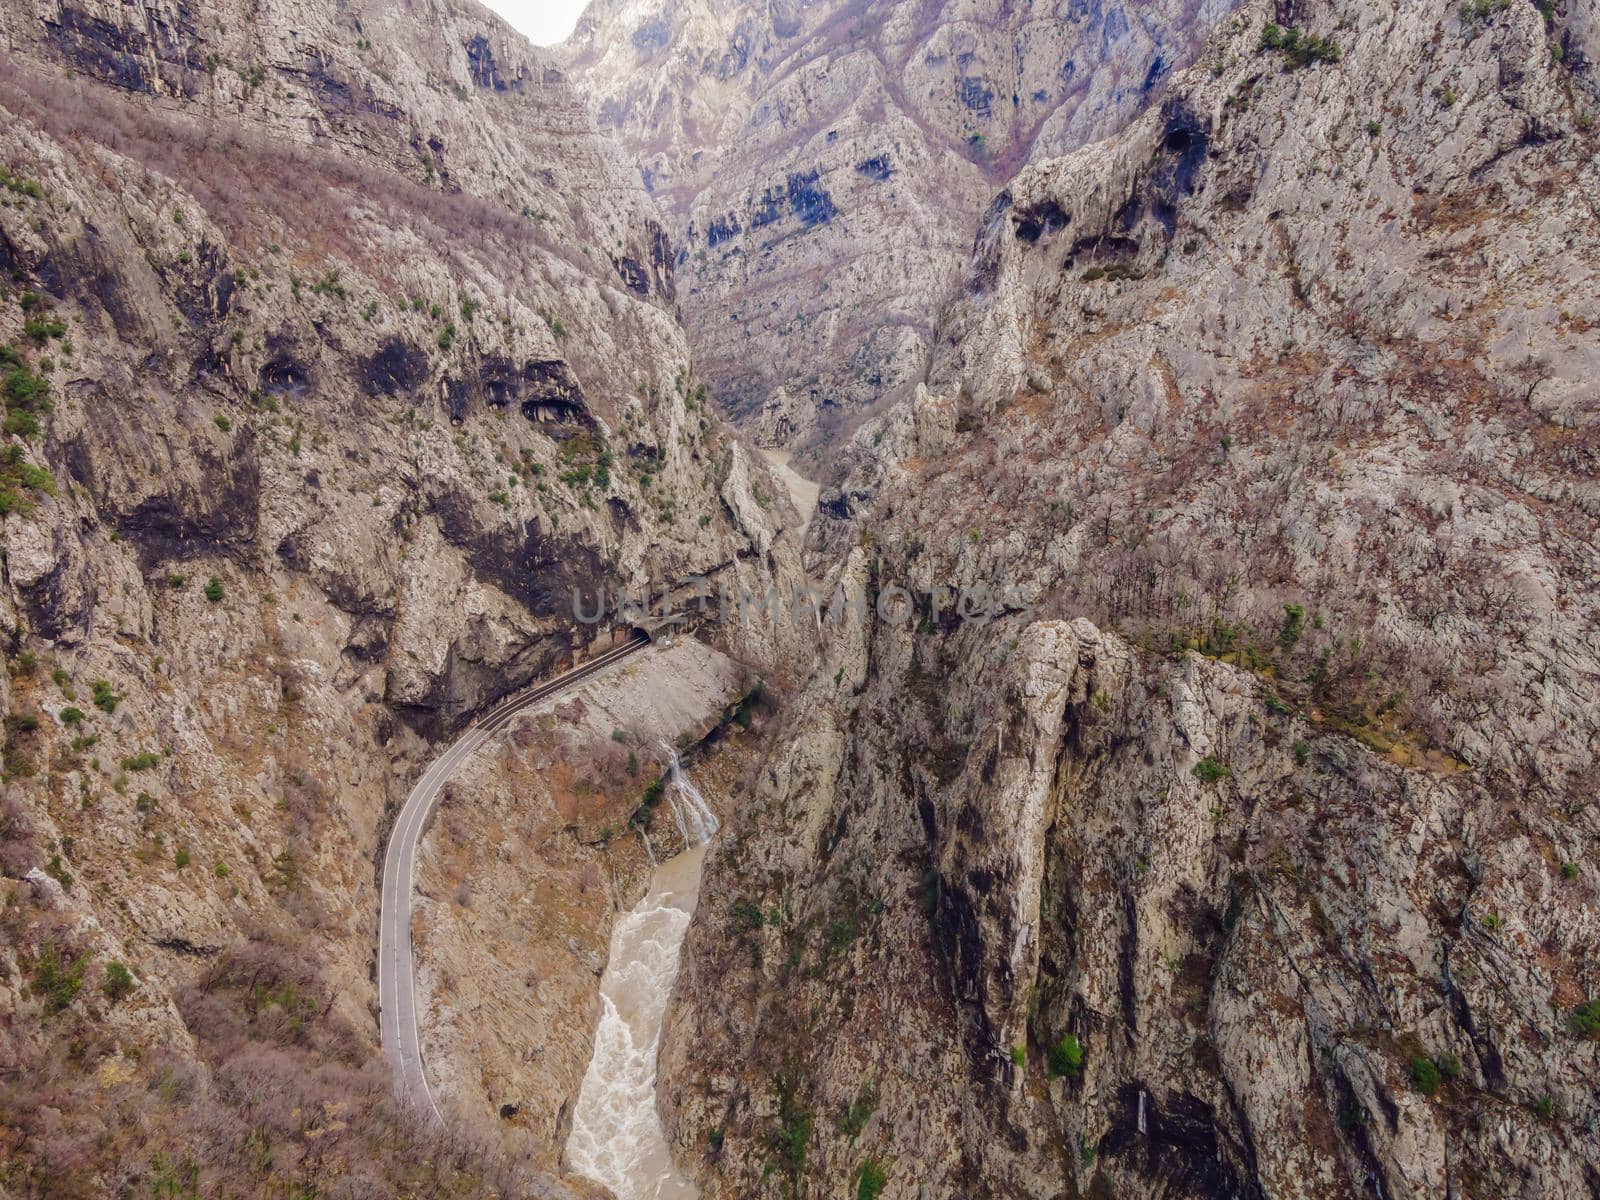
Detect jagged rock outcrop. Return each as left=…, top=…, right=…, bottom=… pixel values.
left=0, top=1, right=807, bottom=1195
left=660, top=0, right=1600, bottom=1196
left=561, top=0, right=1235, bottom=462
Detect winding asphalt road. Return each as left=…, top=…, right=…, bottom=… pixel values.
left=378, top=633, right=650, bottom=1123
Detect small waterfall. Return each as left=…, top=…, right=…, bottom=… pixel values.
left=659, top=741, right=718, bottom=847
left=640, top=828, right=658, bottom=867
left=568, top=749, right=718, bottom=1200
left=1137, top=1089, right=1147, bottom=1136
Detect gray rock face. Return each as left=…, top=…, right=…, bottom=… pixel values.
left=659, top=0, right=1600, bottom=1196
left=561, top=0, right=1234, bottom=461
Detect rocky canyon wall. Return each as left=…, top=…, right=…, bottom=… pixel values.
left=660, top=0, right=1600, bottom=1196
left=561, top=0, right=1236, bottom=463
left=0, top=0, right=804, bottom=1194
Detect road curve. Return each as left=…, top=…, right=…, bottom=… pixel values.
left=378, top=634, right=650, bottom=1123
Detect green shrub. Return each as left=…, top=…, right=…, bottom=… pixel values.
left=1193, top=757, right=1231, bottom=783
left=841, top=1081, right=878, bottom=1139
left=4, top=361, right=51, bottom=413
left=43, top=854, right=73, bottom=891
left=732, top=896, right=768, bottom=934
left=59, top=706, right=86, bottom=726
left=2, top=354, right=53, bottom=454
left=1560, top=861, right=1579, bottom=880
left=630, top=783, right=658, bottom=830
left=1278, top=603, right=1305, bottom=650
left=1535, top=1094, right=1555, bottom=1121
left=1047, top=1033, right=1085, bottom=1078
left=148, top=1153, right=200, bottom=1197
left=23, top=316, right=66, bottom=342
left=214, top=414, right=232, bottom=432
left=203, top=576, right=224, bottom=602
left=1010, top=1044, right=1026, bottom=1068
left=1436, top=1051, right=1462, bottom=1080
left=15, top=461, right=54, bottom=495
left=90, top=679, right=122, bottom=713
left=32, top=945, right=88, bottom=1015
left=1459, top=0, right=1512, bottom=26
left=1410, top=1055, right=1442, bottom=1095
left=103, top=960, right=138, bottom=1001
left=855, top=1160, right=888, bottom=1200
left=174, top=846, right=191, bottom=869
left=0, top=167, right=44, bottom=199
left=769, top=1075, right=812, bottom=1179
left=1259, top=23, right=1342, bottom=67
left=1571, top=999, right=1600, bottom=1038
left=311, top=271, right=346, bottom=300
left=121, top=752, right=162, bottom=772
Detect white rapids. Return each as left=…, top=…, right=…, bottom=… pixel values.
left=565, top=748, right=718, bottom=1200
left=659, top=741, right=719, bottom=847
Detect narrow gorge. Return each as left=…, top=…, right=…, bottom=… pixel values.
left=566, top=747, right=717, bottom=1199
left=2, top=0, right=1597, bottom=1199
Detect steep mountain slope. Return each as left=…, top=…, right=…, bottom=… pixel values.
left=0, top=1, right=804, bottom=1195
left=562, top=0, right=1235, bottom=459
left=659, top=0, right=1600, bottom=1196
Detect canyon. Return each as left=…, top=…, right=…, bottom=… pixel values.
left=2, top=0, right=1598, bottom=1198
left=560, top=0, right=1236, bottom=462
left=655, top=1, right=1600, bottom=1197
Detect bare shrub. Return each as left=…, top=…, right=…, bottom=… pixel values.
left=0, top=922, right=577, bottom=1198
left=0, top=61, right=595, bottom=282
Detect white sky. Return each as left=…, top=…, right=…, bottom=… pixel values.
left=481, top=0, right=589, bottom=45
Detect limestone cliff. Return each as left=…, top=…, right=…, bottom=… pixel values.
left=0, top=0, right=804, bottom=1194
left=561, top=0, right=1235, bottom=460
left=659, top=0, right=1600, bottom=1196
